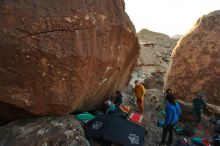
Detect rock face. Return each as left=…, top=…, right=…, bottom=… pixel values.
left=129, top=29, right=177, bottom=90
left=0, top=0, right=139, bottom=123
left=0, top=115, right=89, bottom=146
left=137, top=29, right=177, bottom=74
left=165, top=11, right=220, bottom=105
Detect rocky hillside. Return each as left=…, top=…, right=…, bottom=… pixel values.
left=0, top=0, right=139, bottom=124
left=165, top=10, right=220, bottom=108
left=171, top=34, right=183, bottom=39
left=129, top=29, right=178, bottom=90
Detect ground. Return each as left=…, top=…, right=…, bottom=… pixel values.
left=123, top=88, right=215, bottom=146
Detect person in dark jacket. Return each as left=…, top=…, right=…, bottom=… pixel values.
left=161, top=94, right=182, bottom=146
left=193, top=92, right=206, bottom=124
left=115, top=90, right=123, bottom=106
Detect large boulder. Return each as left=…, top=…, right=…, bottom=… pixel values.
left=0, top=115, right=89, bottom=146
left=137, top=29, right=177, bottom=75
left=165, top=11, right=220, bottom=105
left=0, top=0, right=139, bottom=123
left=129, top=29, right=177, bottom=90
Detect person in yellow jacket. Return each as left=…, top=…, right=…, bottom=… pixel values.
left=134, top=80, right=146, bottom=113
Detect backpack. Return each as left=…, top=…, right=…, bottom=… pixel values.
left=174, top=125, right=183, bottom=135
left=192, top=137, right=210, bottom=146
left=157, top=119, right=165, bottom=128
left=182, top=125, right=195, bottom=137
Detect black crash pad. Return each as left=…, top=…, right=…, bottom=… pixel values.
left=85, top=114, right=110, bottom=139
left=103, top=116, right=145, bottom=146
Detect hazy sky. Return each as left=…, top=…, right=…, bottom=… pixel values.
left=124, top=0, right=220, bottom=36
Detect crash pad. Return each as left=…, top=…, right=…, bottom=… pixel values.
left=103, top=116, right=145, bottom=146
left=76, top=112, right=95, bottom=123
left=127, top=112, right=143, bottom=125
left=85, top=114, right=110, bottom=139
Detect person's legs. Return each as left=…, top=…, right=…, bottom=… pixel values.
left=140, top=99, right=144, bottom=113
left=136, top=99, right=139, bottom=112
left=194, top=109, right=202, bottom=124
left=161, top=125, right=169, bottom=144
left=198, top=110, right=202, bottom=123
left=167, top=125, right=174, bottom=145
left=137, top=98, right=144, bottom=113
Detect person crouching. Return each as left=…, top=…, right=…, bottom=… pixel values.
left=105, top=100, right=116, bottom=115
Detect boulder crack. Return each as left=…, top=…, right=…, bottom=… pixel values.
left=19, top=27, right=93, bottom=39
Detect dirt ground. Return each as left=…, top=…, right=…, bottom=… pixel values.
left=123, top=89, right=216, bottom=146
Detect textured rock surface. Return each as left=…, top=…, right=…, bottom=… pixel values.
left=129, top=29, right=177, bottom=90
left=0, top=0, right=139, bottom=122
left=137, top=29, right=177, bottom=74
left=165, top=11, right=220, bottom=105
left=0, top=115, right=89, bottom=146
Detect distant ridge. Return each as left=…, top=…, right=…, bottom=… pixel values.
left=171, top=34, right=182, bottom=39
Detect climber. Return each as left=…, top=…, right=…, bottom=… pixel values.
left=134, top=80, right=146, bottom=113
left=114, top=90, right=123, bottom=106
left=161, top=94, right=182, bottom=146
left=193, top=92, right=206, bottom=124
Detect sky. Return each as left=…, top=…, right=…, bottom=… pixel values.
left=124, top=0, right=220, bottom=36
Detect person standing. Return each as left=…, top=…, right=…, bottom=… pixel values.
left=134, top=80, right=146, bottom=113
left=165, top=89, right=174, bottom=101
left=161, top=95, right=182, bottom=146
left=193, top=92, right=206, bottom=124
left=115, top=90, right=123, bottom=106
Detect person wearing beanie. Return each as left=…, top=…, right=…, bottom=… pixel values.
left=193, top=92, right=206, bottom=124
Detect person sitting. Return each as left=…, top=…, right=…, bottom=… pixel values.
left=115, top=90, right=123, bottom=106
left=105, top=100, right=116, bottom=115
left=193, top=92, right=206, bottom=124
left=161, top=94, right=182, bottom=146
